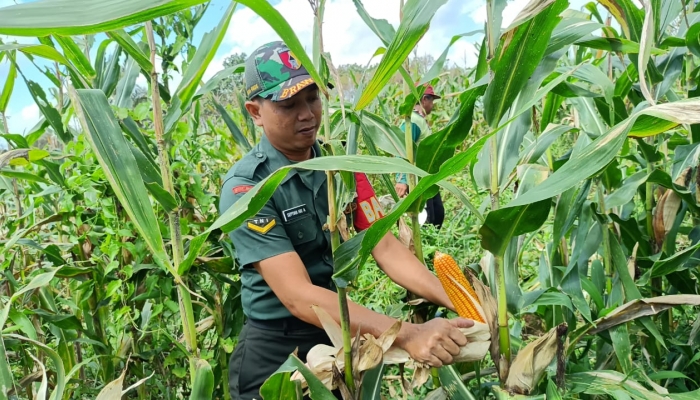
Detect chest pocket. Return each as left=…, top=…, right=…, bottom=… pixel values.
left=283, top=213, right=318, bottom=246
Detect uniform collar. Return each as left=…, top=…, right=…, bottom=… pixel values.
left=259, top=133, right=327, bottom=195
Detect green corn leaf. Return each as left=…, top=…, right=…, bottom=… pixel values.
left=68, top=88, right=181, bottom=284
left=5, top=334, right=65, bottom=400
left=213, top=99, right=253, bottom=153
left=0, top=43, right=87, bottom=85
left=352, top=0, right=396, bottom=45
left=106, top=28, right=153, bottom=73
left=437, top=365, right=477, bottom=400
left=115, top=56, right=140, bottom=109
left=506, top=99, right=700, bottom=208
left=479, top=198, right=551, bottom=257
left=483, top=0, right=567, bottom=127
left=546, top=16, right=603, bottom=55
left=171, top=1, right=235, bottom=122
left=189, top=358, right=215, bottom=400
left=358, top=110, right=407, bottom=158
left=687, top=22, right=700, bottom=58
left=637, top=0, right=655, bottom=105
left=260, top=354, right=328, bottom=400
left=354, top=0, right=449, bottom=110
left=575, top=35, right=664, bottom=54
left=0, top=338, right=12, bottom=400
left=0, top=0, right=210, bottom=36
left=194, top=64, right=245, bottom=101
left=53, top=35, right=96, bottom=79
left=417, top=83, right=485, bottom=174
left=359, top=363, right=385, bottom=400
left=0, top=53, right=16, bottom=114
left=0, top=267, right=61, bottom=331
left=9, top=55, right=69, bottom=142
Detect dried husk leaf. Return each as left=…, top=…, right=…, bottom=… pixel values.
left=338, top=212, right=350, bottom=241
left=377, top=320, right=402, bottom=352
left=465, top=268, right=501, bottom=377
left=589, top=294, right=700, bottom=334
left=627, top=242, right=639, bottom=281
left=398, top=217, right=415, bottom=252
left=505, top=325, right=560, bottom=395
left=357, top=336, right=383, bottom=372
left=411, top=362, right=432, bottom=390
left=311, top=305, right=343, bottom=348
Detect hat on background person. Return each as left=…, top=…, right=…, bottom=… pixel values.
left=244, top=40, right=333, bottom=102
left=416, top=82, right=441, bottom=99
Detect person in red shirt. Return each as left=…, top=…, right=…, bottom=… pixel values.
left=220, top=41, right=473, bottom=400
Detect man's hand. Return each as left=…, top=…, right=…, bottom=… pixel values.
left=396, top=318, right=473, bottom=367
left=395, top=183, right=409, bottom=198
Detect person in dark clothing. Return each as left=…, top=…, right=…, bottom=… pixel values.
left=395, top=83, right=445, bottom=230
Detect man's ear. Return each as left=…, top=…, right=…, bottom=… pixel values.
left=244, top=100, right=264, bottom=127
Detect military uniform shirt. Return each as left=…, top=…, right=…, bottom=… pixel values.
left=219, top=134, right=385, bottom=320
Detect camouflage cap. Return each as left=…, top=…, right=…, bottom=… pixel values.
left=245, top=41, right=326, bottom=102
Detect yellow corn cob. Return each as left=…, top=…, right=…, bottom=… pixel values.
left=433, top=251, right=485, bottom=323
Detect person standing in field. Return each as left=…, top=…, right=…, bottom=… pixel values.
left=218, top=41, right=474, bottom=400
left=394, top=83, right=445, bottom=230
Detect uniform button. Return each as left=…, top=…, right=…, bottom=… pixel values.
left=298, top=232, right=304, bottom=239
left=256, top=152, right=263, bottom=158
left=323, top=254, right=330, bottom=262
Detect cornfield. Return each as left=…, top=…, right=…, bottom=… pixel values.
left=3, top=0, right=700, bottom=399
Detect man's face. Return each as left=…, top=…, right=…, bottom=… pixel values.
left=245, top=85, right=322, bottom=157
left=420, top=95, right=435, bottom=115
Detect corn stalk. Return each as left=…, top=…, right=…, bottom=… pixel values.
left=145, top=20, right=198, bottom=384
left=309, top=0, right=354, bottom=392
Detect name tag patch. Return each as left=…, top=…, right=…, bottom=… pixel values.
left=246, top=217, right=276, bottom=234
left=282, top=204, right=308, bottom=222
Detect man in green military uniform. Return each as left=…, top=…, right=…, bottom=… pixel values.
left=219, top=41, right=474, bottom=400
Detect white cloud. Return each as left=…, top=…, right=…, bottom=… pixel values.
left=5, top=103, right=40, bottom=135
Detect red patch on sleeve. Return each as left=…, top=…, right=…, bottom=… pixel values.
left=233, top=185, right=253, bottom=194
left=353, top=172, right=385, bottom=231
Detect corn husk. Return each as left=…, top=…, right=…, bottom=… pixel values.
left=291, top=307, right=491, bottom=392
left=504, top=324, right=561, bottom=395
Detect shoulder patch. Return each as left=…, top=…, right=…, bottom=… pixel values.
left=233, top=185, right=254, bottom=195
left=246, top=216, right=276, bottom=234
left=232, top=150, right=267, bottom=180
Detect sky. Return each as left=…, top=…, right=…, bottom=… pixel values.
left=1, top=0, right=599, bottom=138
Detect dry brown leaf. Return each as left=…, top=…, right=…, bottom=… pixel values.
left=653, top=191, right=668, bottom=245
left=377, top=320, right=402, bottom=352
left=590, top=294, right=700, bottom=334
left=505, top=324, right=562, bottom=395
left=651, top=188, right=681, bottom=246
left=311, top=305, right=343, bottom=348
left=411, top=362, right=432, bottom=390
left=662, top=191, right=681, bottom=234
left=338, top=213, right=350, bottom=242
left=357, top=336, right=383, bottom=372
left=466, top=268, right=501, bottom=377
left=628, top=242, right=639, bottom=281
left=398, top=218, right=414, bottom=253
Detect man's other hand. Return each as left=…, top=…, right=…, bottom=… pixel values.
left=397, top=318, right=474, bottom=367
left=395, top=183, right=409, bottom=198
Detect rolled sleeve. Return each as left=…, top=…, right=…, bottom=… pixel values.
left=220, top=176, right=295, bottom=267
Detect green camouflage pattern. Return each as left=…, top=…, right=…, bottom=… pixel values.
left=244, top=41, right=313, bottom=101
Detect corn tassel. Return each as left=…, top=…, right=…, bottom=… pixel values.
left=433, top=251, right=486, bottom=323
